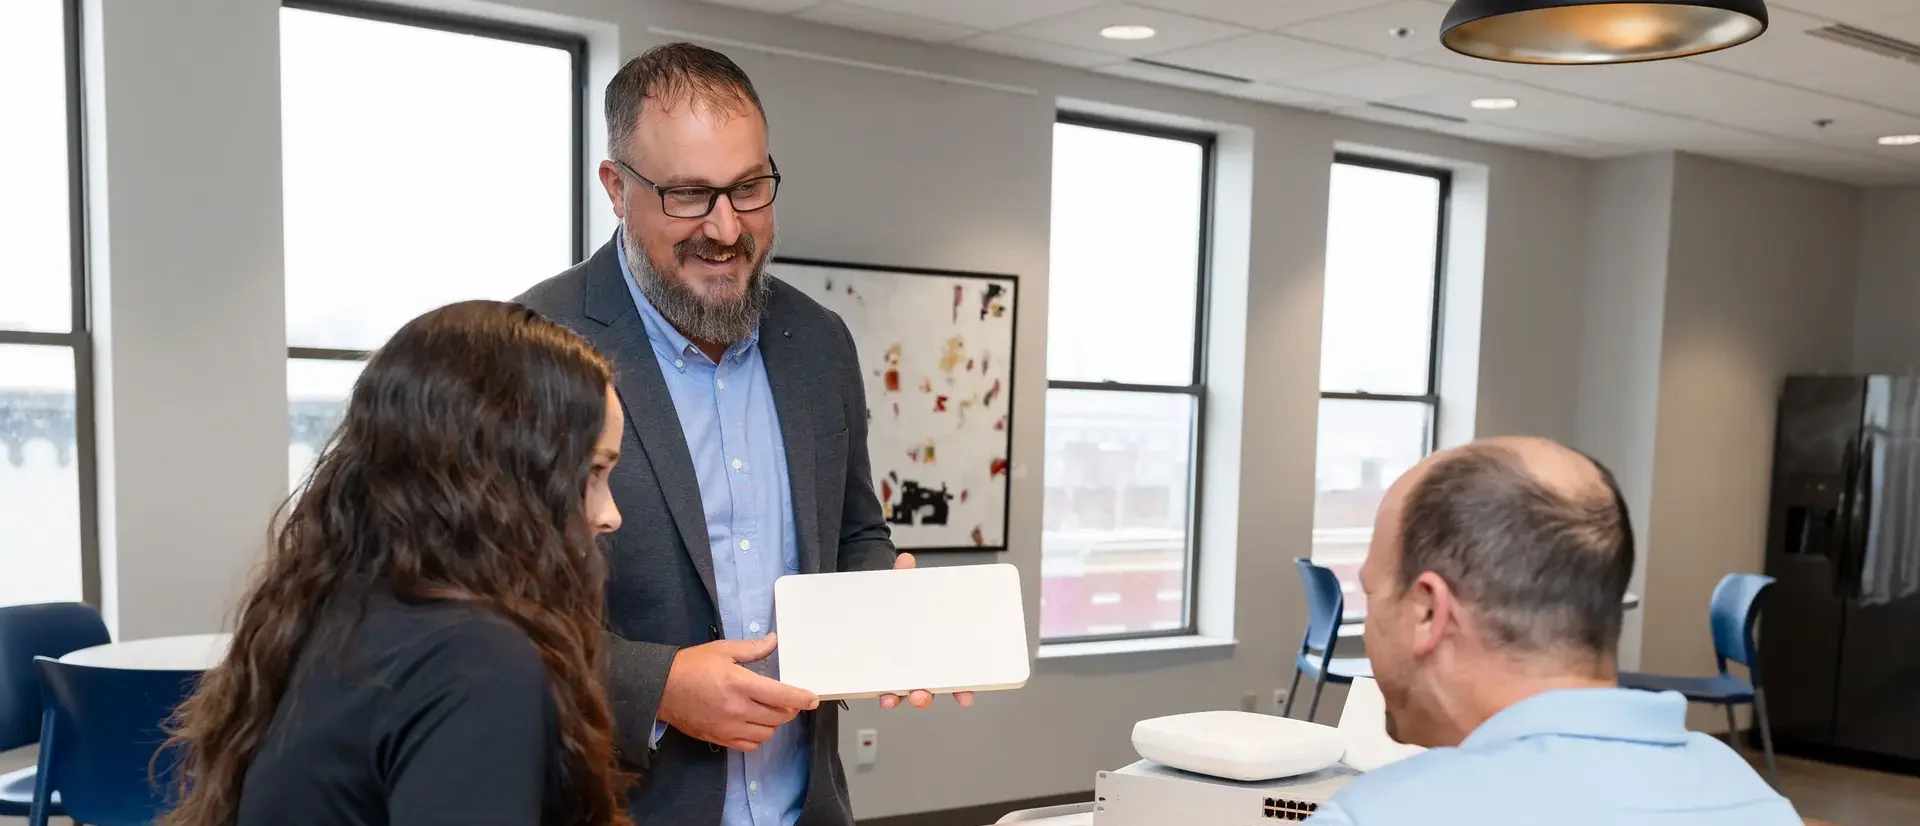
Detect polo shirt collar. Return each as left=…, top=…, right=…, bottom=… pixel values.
left=1462, top=687, right=1691, bottom=748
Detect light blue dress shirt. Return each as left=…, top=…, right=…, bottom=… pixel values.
left=1310, top=687, right=1800, bottom=826
left=618, top=235, right=808, bottom=826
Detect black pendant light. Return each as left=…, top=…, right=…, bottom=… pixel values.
left=1441, top=0, right=1769, bottom=64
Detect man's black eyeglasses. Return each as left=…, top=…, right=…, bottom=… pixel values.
left=614, top=157, right=781, bottom=219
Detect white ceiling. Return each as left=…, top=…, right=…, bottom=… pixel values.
left=696, top=0, right=1920, bottom=186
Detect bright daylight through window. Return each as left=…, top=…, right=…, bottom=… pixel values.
left=281, top=2, right=581, bottom=491
left=1, top=0, right=91, bottom=608
left=1042, top=118, right=1211, bottom=643
left=1312, top=158, right=1448, bottom=617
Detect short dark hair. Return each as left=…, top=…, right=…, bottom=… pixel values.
left=605, top=42, right=765, bottom=159
left=1396, top=444, right=1634, bottom=656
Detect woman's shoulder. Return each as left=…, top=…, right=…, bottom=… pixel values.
left=357, top=592, right=547, bottom=682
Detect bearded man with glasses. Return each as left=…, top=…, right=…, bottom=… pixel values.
left=518, top=42, right=970, bottom=826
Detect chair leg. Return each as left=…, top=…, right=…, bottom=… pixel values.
left=1282, top=666, right=1304, bottom=718
left=1307, top=673, right=1328, bottom=722
left=1723, top=704, right=1741, bottom=752
left=1754, top=689, right=1780, bottom=789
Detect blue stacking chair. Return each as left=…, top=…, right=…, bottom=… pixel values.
left=29, top=658, right=200, bottom=826
left=0, top=602, right=111, bottom=820
left=1618, top=573, right=1778, bottom=788
left=1283, top=558, right=1372, bottom=721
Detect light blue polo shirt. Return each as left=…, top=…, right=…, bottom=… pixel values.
left=1310, top=688, right=1800, bottom=826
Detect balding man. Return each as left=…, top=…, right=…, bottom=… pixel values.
left=1310, top=437, right=1798, bottom=825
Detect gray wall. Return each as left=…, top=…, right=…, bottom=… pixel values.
left=1636, top=156, right=1862, bottom=731
left=1853, top=186, right=1920, bottom=374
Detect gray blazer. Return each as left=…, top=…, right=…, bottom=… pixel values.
left=516, top=238, right=895, bottom=826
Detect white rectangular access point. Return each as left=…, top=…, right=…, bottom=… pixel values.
left=1092, top=760, right=1358, bottom=826
left=774, top=563, right=1030, bottom=701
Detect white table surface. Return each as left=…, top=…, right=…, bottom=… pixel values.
left=59, top=633, right=232, bottom=671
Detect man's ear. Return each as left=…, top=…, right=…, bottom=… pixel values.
left=598, top=160, right=628, bottom=221
left=1408, top=571, right=1454, bottom=658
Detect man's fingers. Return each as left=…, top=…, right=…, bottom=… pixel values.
left=893, top=552, right=916, bottom=570
left=879, top=693, right=899, bottom=709
left=740, top=670, right=819, bottom=711
left=955, top=691, right=976, bottom=707
left=724, top=633, right=780, bottom=664
left=909, top=690, right=933, bottom=709
left=737, top=700, right=801, bottom=728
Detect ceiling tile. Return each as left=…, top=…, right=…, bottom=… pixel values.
left=1007, top=2, right=1250, bottom=56
left=960, top=32, right=1120, bottom=67
left=1093, top=59, right=1245, bottom=93
left=1145, top=32, right=1377, bottom=84
left=1135, top=0, right=1392, bottom=31
left=1289, top=59, right=1486, bottom=101
left=1853, top=11, right=1920, bottom=43
left=1281, top=0, right=1452, bottom=58
left=1444, top=123, right=1628, bottom=159
left=1381, top=81, right=1733, bottom=146
left=1229, top=82, right=1361, bottom=111
left=796, top=2, right=979, bottom=41
left=843, top=0, right=1104, bottom=30
left=1693, top=7, right=1920, bottom=115
left=700, top=0, right=820, bottom=13
left=1774, top=0, right=1920, bottom=26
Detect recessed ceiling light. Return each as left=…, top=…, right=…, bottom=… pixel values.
left=1471, top=97, right=1520, bottom=110
left=1879, top=134, right=1920, bottom=146
left=1100, top=24, right=1157, bottom=40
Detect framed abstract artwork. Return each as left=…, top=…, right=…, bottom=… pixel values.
left=774, top=257, right=1018, bottom=552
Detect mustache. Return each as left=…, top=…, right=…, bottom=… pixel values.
left=676, top=234, right=757, bottom=264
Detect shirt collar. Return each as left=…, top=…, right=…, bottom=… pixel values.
left=614, top=228, right=760, bottom=363
left=1461, top=687, right=1691, bottom=748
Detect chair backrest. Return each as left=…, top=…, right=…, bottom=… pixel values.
left=1294, top=558, right=1346, bottom=655
left=1709, top=573, right=1774, bottom=676
left=34, top=658, right=200, bottom=826
left=0, top=602, right=110, bottom=751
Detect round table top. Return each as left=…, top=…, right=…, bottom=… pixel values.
left=59, top=633, right=232, bottom=671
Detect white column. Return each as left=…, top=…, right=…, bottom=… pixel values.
left=86, top=0, right=287, bottom=638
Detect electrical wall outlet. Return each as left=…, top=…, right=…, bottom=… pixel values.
left=856, top=728, right=879, bottom=767
left=1273, top=688, right=1290, bottom=714
left=1241, top=692, right=1258, bottom=713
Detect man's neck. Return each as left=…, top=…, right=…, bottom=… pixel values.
left=1429, top=665, right=1616, bottom=746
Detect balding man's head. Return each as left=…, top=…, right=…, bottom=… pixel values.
left=1358, top=437, right=1634, bottom=746
left=1397, top=437, right=1633, bottom=653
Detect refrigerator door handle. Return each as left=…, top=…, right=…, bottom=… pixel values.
left=1835, top=433, right=1861, bottom=600
left=1847, top=432, right=1876, bottom=600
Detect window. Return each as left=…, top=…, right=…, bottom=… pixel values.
left=1041, top=117, right=1212, bottom=642
left=1, top=0, right=94, bottom=608
left=1312, top=156, right=1449, bottom=616
left=280, top=0, right=584, bottom=489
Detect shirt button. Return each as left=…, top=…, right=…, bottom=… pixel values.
left=739, top=539, right=752, bottom=551
left=673, top=359, right=685, bottom=369
left=749, top=621, right=762, bottom=633
left=717, top=378, right=727, bottom=390
left=749, top=781, right=759, bottom=792
left=732, top=458, right=744, bottom=470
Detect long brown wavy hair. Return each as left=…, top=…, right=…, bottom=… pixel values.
left=162, top=300, right=632, bottom=826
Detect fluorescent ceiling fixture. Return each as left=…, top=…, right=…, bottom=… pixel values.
left=1878, top=134, right=1920, bottom=147
left=1441, top=0, right=1769, bottom=64
left=1100, top=24, right=1157, bottom=40
left=1471, top=97, right=1520, bottom=110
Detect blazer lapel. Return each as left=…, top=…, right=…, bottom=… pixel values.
left=758, top=288, right=823, bottom=575
left=580, top=240, right=720, bottom=610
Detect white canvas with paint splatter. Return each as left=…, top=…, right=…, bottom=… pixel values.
left=774, top=260, right=1016, bottom=551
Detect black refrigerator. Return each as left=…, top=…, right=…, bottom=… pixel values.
left=1761, top=375, right=1920, bottom=768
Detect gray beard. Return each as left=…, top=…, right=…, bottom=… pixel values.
left=623, top=223, right=774, bottom=346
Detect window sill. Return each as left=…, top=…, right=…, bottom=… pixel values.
left=1037, top=634, right=1237, bottom=660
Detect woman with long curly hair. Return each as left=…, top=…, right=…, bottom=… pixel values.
left=161, top=300, right=633, bottom=826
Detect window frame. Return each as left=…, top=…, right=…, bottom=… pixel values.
left=1041, top=112, right=1216, bottom=645
left=1318, top=153, right=1452, bottom=453
left=281, top=0, right=588, bottom=363
left=0, top=0, right=100, bottom=604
